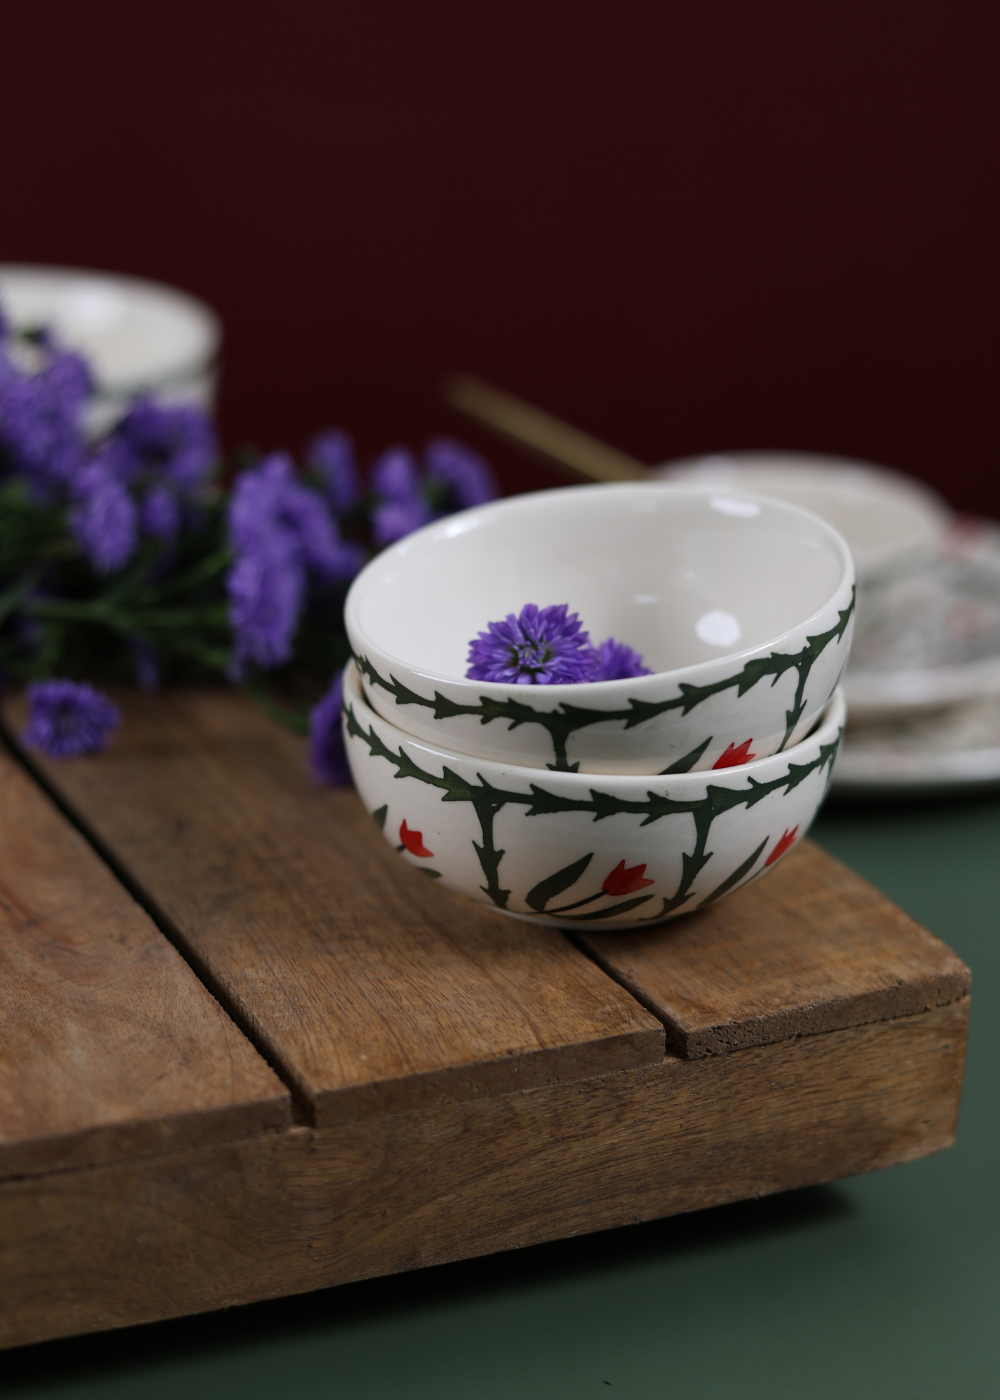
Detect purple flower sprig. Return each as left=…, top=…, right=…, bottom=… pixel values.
left=21, top=679, right=121, bottom=758
left=0, top=291, right=500, bottom=786
left=466, top=604, right=652, bottom=685
left=226, top=452, right=364, bottom=677
left=308, top=670, right=352, bottom=786
left=369, top=439, right=497, bottom=547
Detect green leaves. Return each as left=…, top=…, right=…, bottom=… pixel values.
left=348, top=690, right=842, bottom=921
left=526, top=853, right=594, bottom=912
left=0, top=484, right=234, bottom=687
left=702, top=838, right=768, bottom=906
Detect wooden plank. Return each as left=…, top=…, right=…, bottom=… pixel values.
left=576, top=840, right=972, bottom=1058
left=0, top=691, right=664, bottom=1125
left=0, top=747, right=290, bottom=1180
left=0, top=997, right=968, bottom=1350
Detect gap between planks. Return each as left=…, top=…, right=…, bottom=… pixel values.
left=0, top=721, right=315, bottom=1126
left=0, top=689, right=970, bottom=1133
left=0, top=692, right=666, bottom=1130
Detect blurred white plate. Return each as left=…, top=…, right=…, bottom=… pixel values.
left=844, top=517, right=1000, bottom=717
left=655, top=451, right=947, bottom=582
left=833, top=694, right=1000, bottom=797
left=0, top=264, right=221, bottom=434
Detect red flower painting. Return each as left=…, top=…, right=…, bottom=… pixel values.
left=602, top=860, right=655, bottom=897
left=765, top=826, right=799, bottom=866
left=712, top=738, right=756, bottom=769
left=399, top=820, right=434, bottom=857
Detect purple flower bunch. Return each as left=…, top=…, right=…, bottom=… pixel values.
left=226, top=452, right=365, bottom=676
left=21, top=679, right=121, bottom=759
left=226, top=435, right=497, bottom=681
left=0, top=332, right=91, bottom=498
left=466, top=604, right=652, bottom=685
left=68, top=399, right=219, bottom=575
left=369, top=439, right=497, bottom=546
left=1, top=316, right=219, bottom=577
left=1, top=297, right=499, bottom=783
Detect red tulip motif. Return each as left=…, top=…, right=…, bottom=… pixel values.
left=765, top=826, right=799, bottom=866
left=602, top=860, right=655, bottom=897
left=399, top=820, right=434, bottom=857
left=712, top=738, right=756, bottom=769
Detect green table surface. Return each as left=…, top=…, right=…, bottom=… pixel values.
left=8, top=793, right=1000, bottom=1399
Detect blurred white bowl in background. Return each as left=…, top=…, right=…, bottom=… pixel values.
left=0, top=264, right=221, bottom=436
left=655, top=451, right=948, bottom=583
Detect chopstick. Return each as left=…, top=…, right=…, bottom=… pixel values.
left=442, top=373, right=650, bottom=483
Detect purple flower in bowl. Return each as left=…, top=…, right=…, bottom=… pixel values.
left=590, top=637, right=652, bottom=682
left=466, top=603, right=596, bottom=685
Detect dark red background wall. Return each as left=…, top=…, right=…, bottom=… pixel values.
left=4, top=2, right=998, bottom=510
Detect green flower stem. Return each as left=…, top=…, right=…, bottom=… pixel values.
left=25, top=598, right=229, bottom=631
left=132, top=547, right=232, bottom=603
left=242, top=679, right=311, bottom=736
left=0, top=567, right=43, bottom=627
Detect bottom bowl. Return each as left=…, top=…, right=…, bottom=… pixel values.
left=343, top=663, right=845, bottom=929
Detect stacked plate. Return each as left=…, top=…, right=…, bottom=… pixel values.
left=658, top=452, right=1000, bottom=797
left=342, top=483, right=854, bottom=928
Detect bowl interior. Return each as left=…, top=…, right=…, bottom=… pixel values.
left=349, top=484, right=850, bottom=682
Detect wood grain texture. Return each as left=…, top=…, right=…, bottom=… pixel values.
left=0, top=691, right=664, bottom=1125
left=576, top=840, right=972, bottom=1057
left=0, top=747, right=290, bottom=1180
left=0, top=997, right=968, bottom=1350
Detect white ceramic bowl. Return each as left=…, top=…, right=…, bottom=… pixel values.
left=0, top=264, right=221, bottom=437
left=343, top=661, right=846, bottom=929
left=656, top=451, right=947, bottom=583
left=345, top=483, right=855, bottom=775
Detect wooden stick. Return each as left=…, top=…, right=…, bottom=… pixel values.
left=442, top=373, right=649, bottom=483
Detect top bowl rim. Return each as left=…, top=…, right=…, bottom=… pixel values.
left=344, top=482, right=855, bottom=695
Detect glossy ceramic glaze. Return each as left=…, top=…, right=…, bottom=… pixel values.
left=343, top=661, right=846, bottom=929
left=656, top=451, right=947, bottom=582
left=345, top=483, right=855, bottom=774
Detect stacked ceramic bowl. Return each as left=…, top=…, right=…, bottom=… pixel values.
left=343, top=484, right=854, bottom=928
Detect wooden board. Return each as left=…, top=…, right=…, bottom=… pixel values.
left=0, top=999, right=968, bottom=1349
left=577, top=840, right=971, bottom=1056
left=0, top=689, right=972, bottom=1351
left=1, top=690, right=664, bottom=1124
left=0, top=745, right=290, bottom=1180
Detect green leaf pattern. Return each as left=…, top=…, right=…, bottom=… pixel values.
left=346, top=701, right=842, bottom=923
left=354, top=587, right=854, bottom=772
